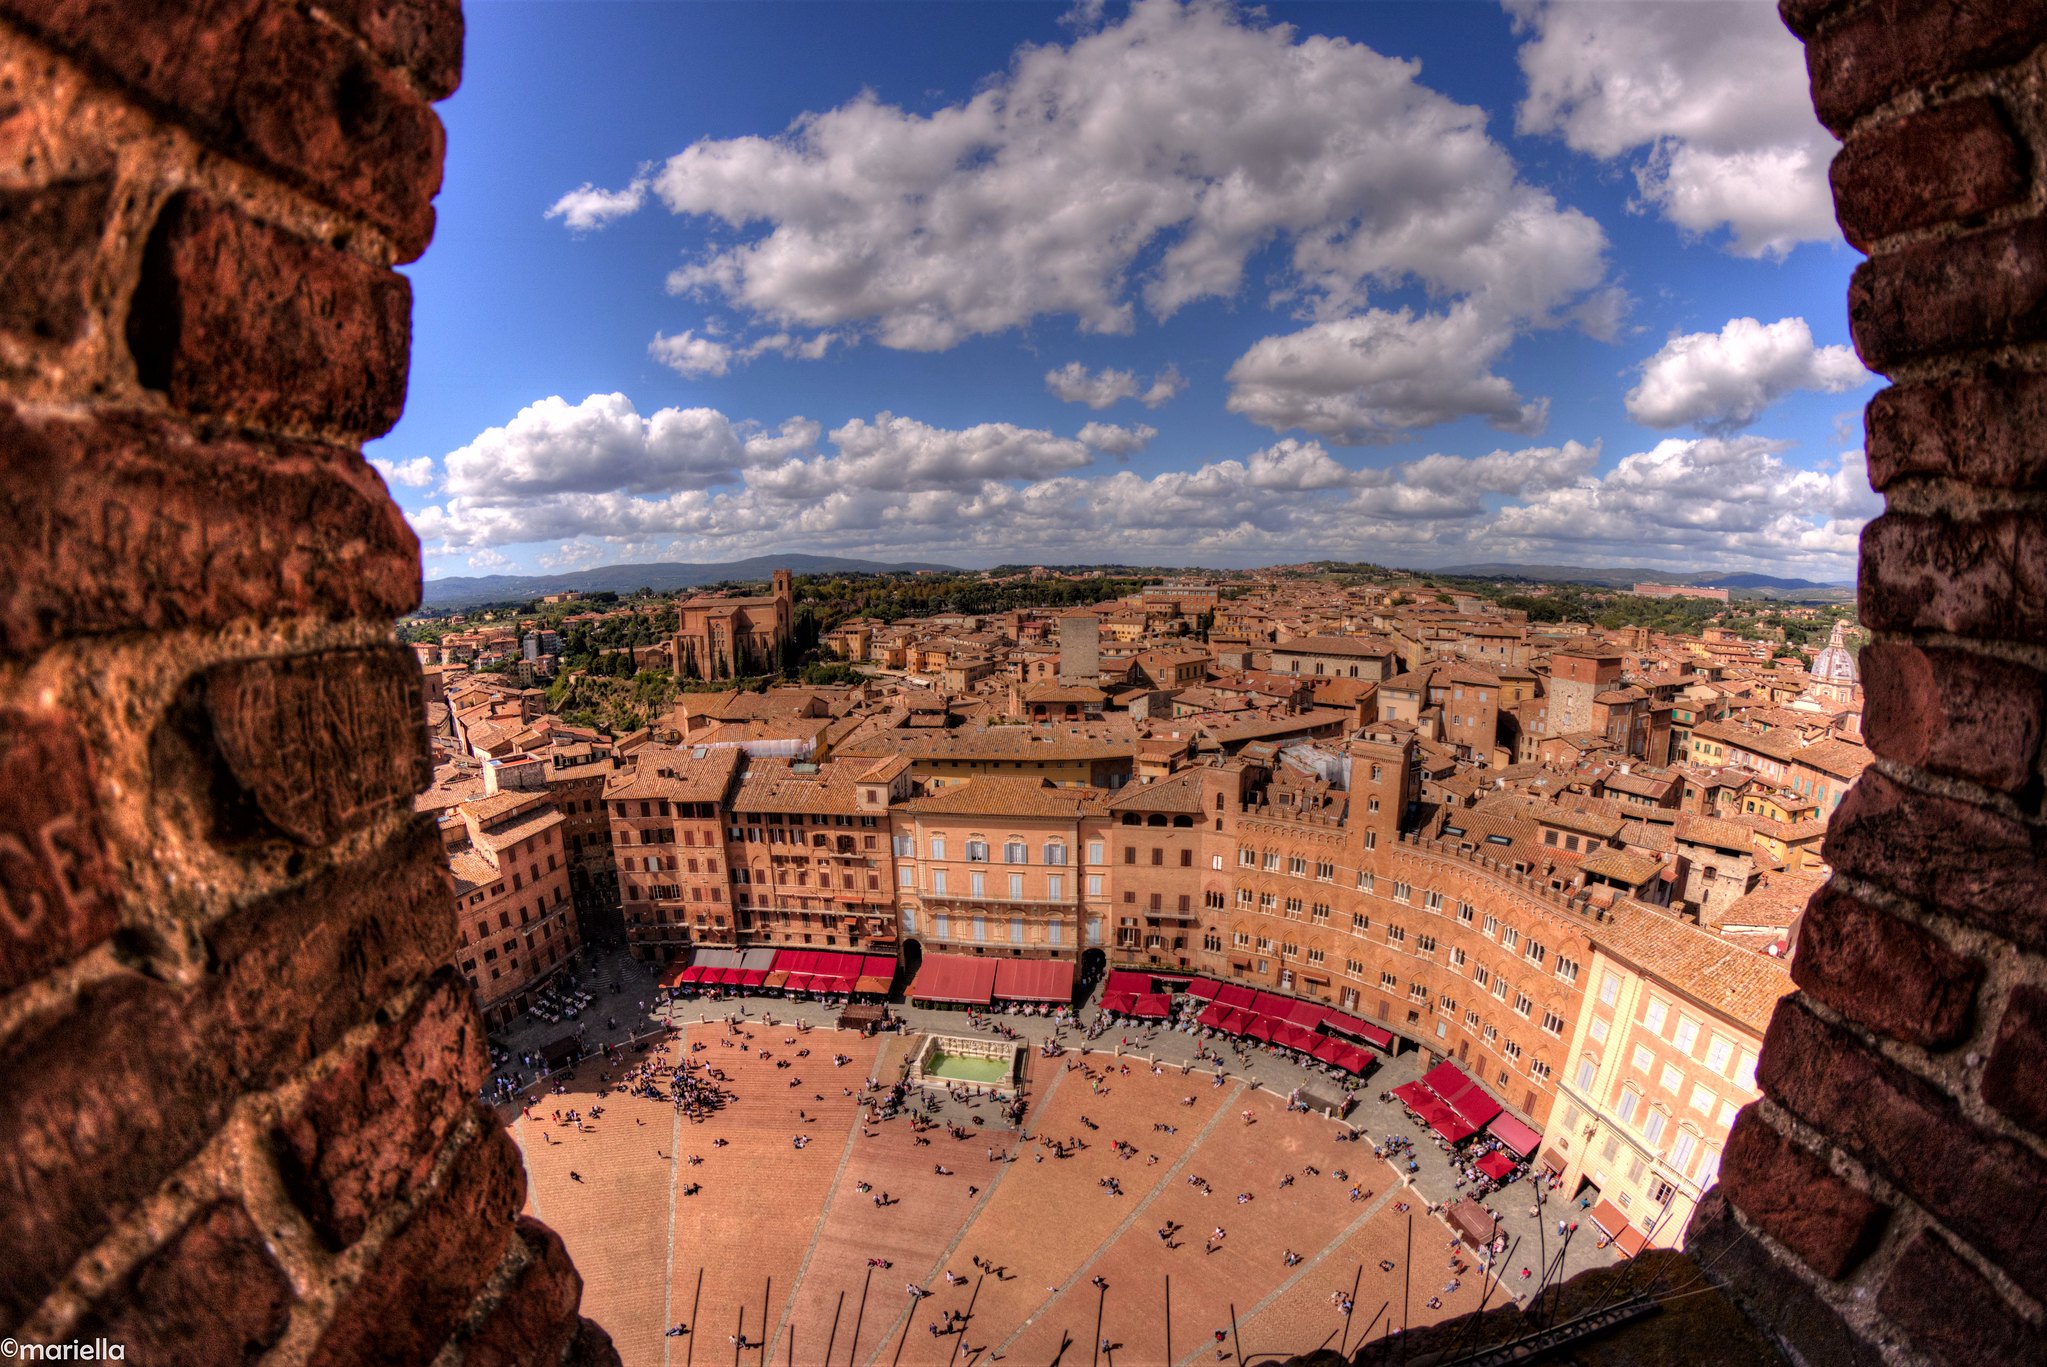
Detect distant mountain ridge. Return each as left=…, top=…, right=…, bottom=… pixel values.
left=1429, top=562, right=1851, bottom=591
left=419, top=554, right=961, bottom=607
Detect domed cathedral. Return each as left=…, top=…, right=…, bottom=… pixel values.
left=1804, top=620, right=1860, bottom=705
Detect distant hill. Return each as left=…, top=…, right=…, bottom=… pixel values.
left=419, top=553, right=960, bottom=608
left=1428, top=562, right=1851, bottom=592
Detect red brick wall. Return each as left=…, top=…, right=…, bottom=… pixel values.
left=0, top=2, right=613, bottom=1360
left=1688, top=4, right=2047, bottom=1363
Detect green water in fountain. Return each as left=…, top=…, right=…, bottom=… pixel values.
left=926, top=1051, right=1011, bottom=1084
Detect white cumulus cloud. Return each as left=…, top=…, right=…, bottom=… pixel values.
left=370, top=455, right=435, bottom=489
left=1226, top=304, right=1549, bottom=443
left=1626, top=316, right=1873, bottom=431
left=564, top=0, right=1605, bottom=387
left=1076, top=422, right=1158, bottom=457
left=545, top=179, right=649, bottom=231
left=440, top=393, right=758, bottom=499
left=1046, top=361, right=1185, bottom=410
left=1510, top=0, right=1839, bottom=257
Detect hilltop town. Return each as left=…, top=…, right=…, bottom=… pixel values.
left=404, top=563, right=1863, bottom=1255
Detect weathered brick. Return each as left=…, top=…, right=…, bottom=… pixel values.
left=1688, top=1188, right=1887, bottom=1367
left=1779, top=0, right=1867, bottom=42
left=1805, top=0, right=2047, bottom=135
left=0, top=973, right=221, bottom=1325
left=1979, top=983, right=2047, bottom=1140
left=204, top=817, right=454, bottom=1082
left=1860, top=641, right=2045, bottom=791
left=1866, top=367, right=2047, bottom=491
left=229, top=5, right=443, bottom=258
left=0, top=175, right=114, bottom=341
left=1878, top=1228, right=2046, bottom=1363
left=0, top=0, right=444, bottom=258
left=1823, top=768, right=2047, bottom=952
left=445, top=1217, right=588, bottom=1367
left=126, top=192, right=412, bottom=437
left=565, top=1318, right=625, bottom=1367
left=0, top=707, right=120, bottom=994
left=0, top=403, right=420, bottom=656
left=1759, top=997, right=2047, bottom=1301
left=0, top=820, right=452, bottom=1324
left=71, top=1199, right=292, bottom=1364
left=318, top=0, right=465, bottom=100
left=1715, top=1108, right=1888, bottom=1278
left=1830, top=96, right=2028, bottom=250
left=1859, top=511, right=2047, bottom=646
left=1791, top=883, right=1983, bottom=1048
left=276, top=969, right=484, bottom=1249
left=189, top=645, right=431, bottom=848
left=308, top=1116, right=526, bottom=1367
left=1849, top=219, right=2047, bottom=372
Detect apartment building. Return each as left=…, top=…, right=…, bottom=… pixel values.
left=890, top=777, right=1109, bottom=964
left=446, top=790, right=580, bottom=1027
left=1538, top=901, right=1785, bottom=1253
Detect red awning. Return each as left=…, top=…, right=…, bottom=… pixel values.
left=1325, top=1013, right=1395, bottom=1050
left=1589, top=1199, right=1647, bottom=1256
left=993, top=957, right=1075, bottom=1003
left=1198, top=1002, right=1230, bottom=1029
left=910, top=953, right=999, bottom=1005
left=1185, top=978, right=1220, bottom=1000
left=1392, top=1080, right=1432, bottom=1106
left=1314, top=1037, right=1350, bottom=1065
left=1276, top=1023, right=1319, bottom=1052
left=1477, top=1151, right=1516, bottom=1182
left=1101, top=991, right=1138, bottom=1014
left=1487, top=1114, right=1542, bottom=1158
left=1104, top=970, right=1152, bottom=995
left=1418, top=1098, right=1480, bottom=1143
left=739, top=968, right=770, bottom=987
left=1425, top=1061, right=1503, bottom=1129
left=1220, top=1007, right=1252, bottom=1035
left=1284, top=1000, right=1330, bottom=1029
left=1246, top=1016, right=1277, bottom=1042
left=784, top=973, right=815, bottom=993
left=1213, top=983, right=1257, bottom=1009
left=1130, top=993, right=1174, bottom=1019
left=1343, top=1045, right=1376, bottom=1075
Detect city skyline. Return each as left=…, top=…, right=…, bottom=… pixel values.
left=369, top=0, right=1879, bottom=582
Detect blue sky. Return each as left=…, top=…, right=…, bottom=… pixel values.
left=370, top=0, right=1878, bottom=581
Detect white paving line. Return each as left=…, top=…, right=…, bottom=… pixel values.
left=662, top=1070, right=684, bottom=1366
left=768, top=1035, right=903, bottom=1366
left=1173, top=1183, right=1401, bottom=1367
left=855, top=1058, right=1074, bottom=1367
left=985, top=1079, right=1250, bottom=1363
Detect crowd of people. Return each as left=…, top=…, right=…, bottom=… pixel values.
left=483, top=952, right=1574, bottom=1358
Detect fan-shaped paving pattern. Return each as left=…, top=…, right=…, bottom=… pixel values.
left=511, top=1025, right=1496, bottom=1366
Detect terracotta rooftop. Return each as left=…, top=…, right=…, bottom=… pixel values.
left=1593, top=899, right=1792, bottom=1035
left=902, top=776, right=1107, bottom=819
